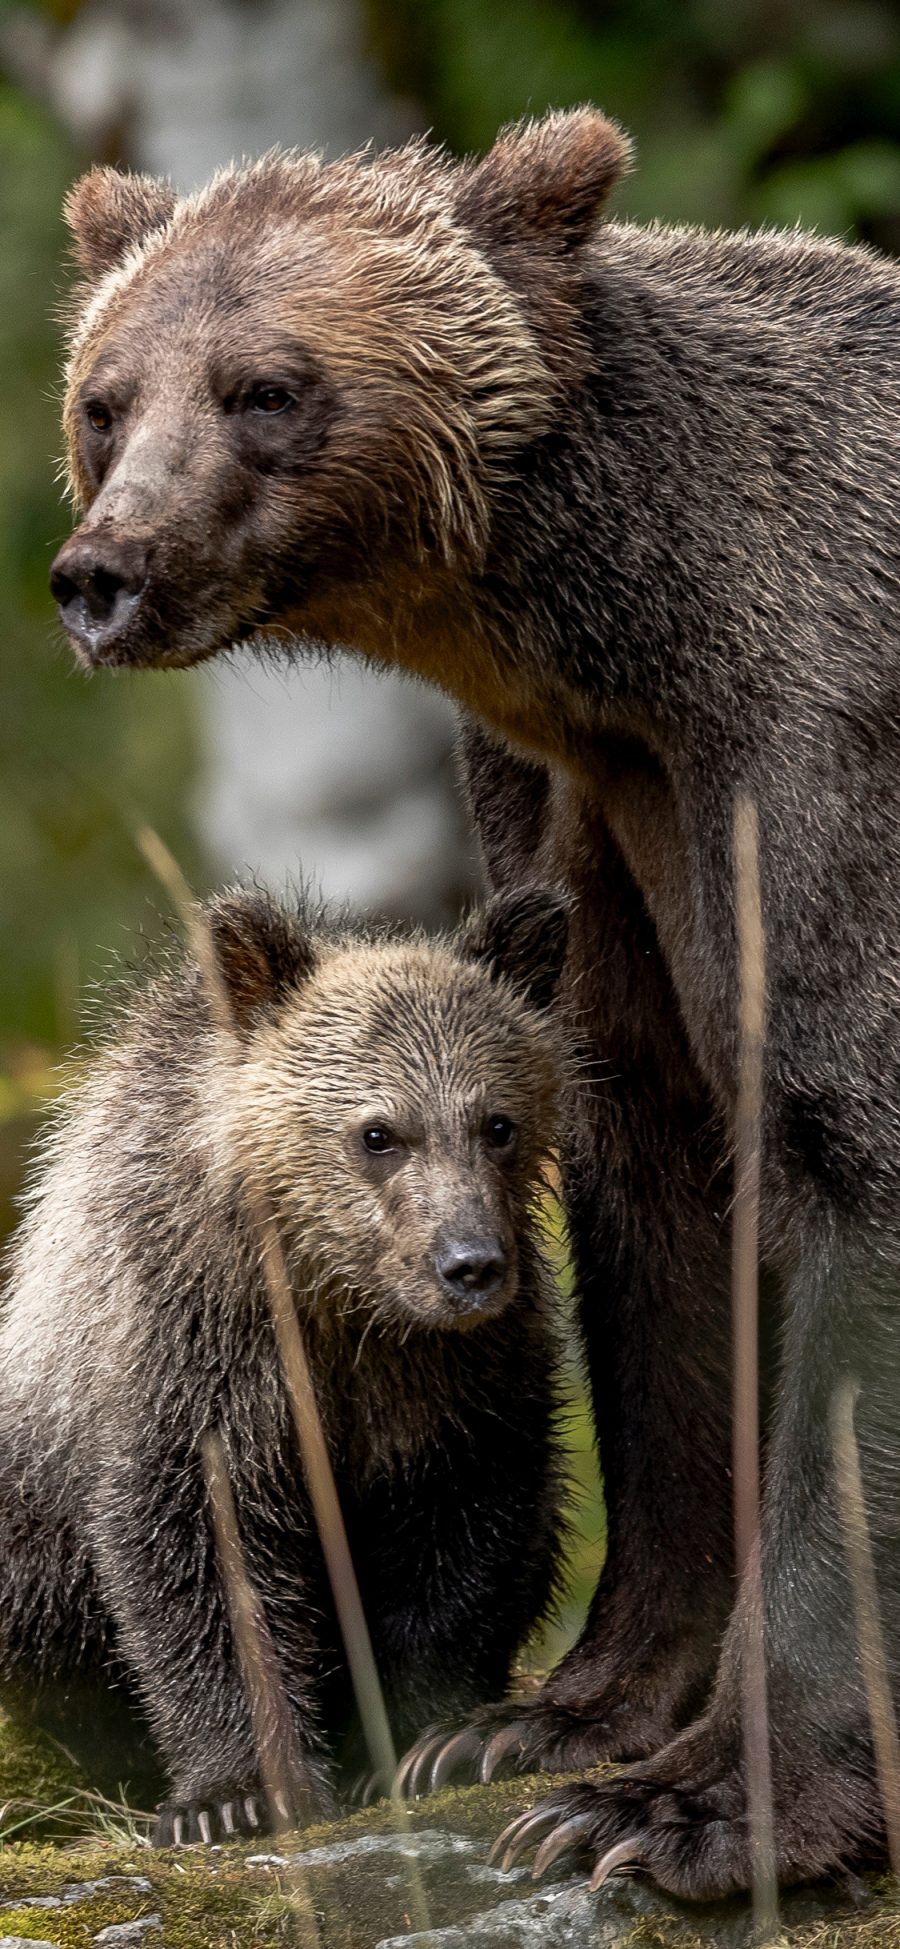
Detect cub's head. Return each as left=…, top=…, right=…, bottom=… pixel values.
left=51, top=110, right=629, bottom=675
left=204, top=885, right=569, bottom=1334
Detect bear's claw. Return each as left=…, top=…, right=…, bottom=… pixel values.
left=590, top=1837, right=645, bottom=1889
left=489, top=1805, right=560, bottom=1873
left=395, top=1731, right=445, bottom=1800
left=429, top=1726, right=486, bottom=1792
left=396, top=1703, right=534, bottom=1800
left=531, top=1814, right=600, bottom=1880
left=480, top=1721, right=527, bottom=1783
left=154, top=1791, right=263, bottom=1848
left=353, top=1768, right=392, bottom=1808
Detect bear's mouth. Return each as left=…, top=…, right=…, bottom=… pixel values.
left=64, top=625, right=226, bottom=675
left=426, top=1270, right=519, bottom=1333
left=56, top=590, right=260, bottom=675
left=367, top=1264, right=519, bottom=1338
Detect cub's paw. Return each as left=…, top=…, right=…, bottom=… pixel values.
left=153, top=1790, right=267, bottom=1848
left=396, top=1698, right=619, bottom=1799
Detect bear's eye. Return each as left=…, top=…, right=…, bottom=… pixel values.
left=485, top=1115, right=517, bottom=1149
left=362, top=1124, right=396, bottom=1154
left=248, top=384, right=296, bottom=416
left=85, top=400, right=113, bottom=434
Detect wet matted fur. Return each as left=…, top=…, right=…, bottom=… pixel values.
left=48, top=108, right=900, bottom=1893
left=0, top=885, right=570, bottom=1845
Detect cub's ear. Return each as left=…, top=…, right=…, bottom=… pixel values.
left=64, top=167, right=177, bottom=280
left=463, top=887, right=570, bottom=1012
left=457, top=107, right=631, bottom=257
left=204, top=891, right=318, bottom=1037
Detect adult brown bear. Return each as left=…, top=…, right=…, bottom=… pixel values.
left=49, top=109, right=900, bottom=1897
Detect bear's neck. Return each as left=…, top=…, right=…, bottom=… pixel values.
left=294, top=1272, right=539, bottom=1481
left=304, top=232, right=801, bottom=780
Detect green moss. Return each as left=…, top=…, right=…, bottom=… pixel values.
left=2, top=1723, right=898, bottom=1947
left=0, top=1715, right=87, bottom=1842
left=0, top=1789, right=898, bottom=1949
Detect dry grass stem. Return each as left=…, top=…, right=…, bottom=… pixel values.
left=138, top=828, right=432, bottom=1938
left=202, top=1433, right=322, bottom=1948
left=733, top=792, right=779, bottom=1938
left=202, top=1431, right=318, bottom=1834
left=831, top=1377, right=900, bottom=1877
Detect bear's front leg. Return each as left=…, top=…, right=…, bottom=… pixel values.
left=399, top=1060, right=739, bottom=1797
left=485, top=1229, right=894, bottom=1897
left=417, top=732, right=741, bottom=1793
left=90, top=1443, right=334, bottom=1846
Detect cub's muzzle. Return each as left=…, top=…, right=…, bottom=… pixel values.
left=50, top=534, right=149, bottom=665
left=434, top=1234, right=509, bottom=1316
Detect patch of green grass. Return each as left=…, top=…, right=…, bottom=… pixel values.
left=0, top=79, right=206, bottom=1087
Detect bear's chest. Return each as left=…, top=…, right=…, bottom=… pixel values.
left=548, top=742, right=739, bottom=1115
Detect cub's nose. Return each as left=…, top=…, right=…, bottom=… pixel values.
left=50, top=536, right=148, bottom=661
left=435, top=1238, right=507, bottom=1303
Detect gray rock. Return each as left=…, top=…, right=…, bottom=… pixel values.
left=13, top=1876, right=154, bottom=1912
left=290, top=1826, right=475, bottom=1870
left=376, top=1880, right=601, bottom=1947
left=93, top=1920, right=162, bottom=1945
left=4, top=1896, right=61, bottom=1910
left=0, top=1938, right=60, bottom=1948
left=63, top=1878, right=153, bottom=1906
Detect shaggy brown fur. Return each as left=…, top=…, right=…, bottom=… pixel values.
left=48, top=109, right=900, bottom=1897
left=0, top=886, right=569, bottom=1845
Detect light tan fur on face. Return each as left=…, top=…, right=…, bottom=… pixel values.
left=201, top=936, right=560, bottom=1336
left=63, top=146, right=556, bottom=566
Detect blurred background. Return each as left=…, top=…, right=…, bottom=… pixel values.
left=0, top=0, right=898, bottom=1650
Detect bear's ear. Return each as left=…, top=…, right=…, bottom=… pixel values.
left=64, top=167, right=177, bottom=280
left=205, top=891, right=318, bottom=1037
left=456, top=107, right=631, bottom=257
left=463, top=887, right=570, bottom=1012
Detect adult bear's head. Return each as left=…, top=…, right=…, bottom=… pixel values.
left=51, top=110, right=629, bottom=679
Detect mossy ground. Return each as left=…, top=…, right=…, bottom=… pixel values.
left=1, top=1716, right=898, bottom=1948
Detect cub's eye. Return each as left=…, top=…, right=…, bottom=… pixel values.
left=485, top=1115, right=517, bottom=1149
left=362, top=1124, right=396, bottom=1155
left=248, top=384, right=295, bottom=416
left=85, top=400, right=113, bottom=434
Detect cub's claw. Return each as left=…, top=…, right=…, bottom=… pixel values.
left=154, top=1789, right=264, bottom=1847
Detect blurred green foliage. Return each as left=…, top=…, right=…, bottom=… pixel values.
left=0, top=63, right=202, bottom=1183
left=368, top=0, right=900, bottom=249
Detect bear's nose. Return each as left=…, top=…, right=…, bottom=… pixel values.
left=50, top=536, right=148, bottom=661
left=435, top=1238, right=507, bottom=1303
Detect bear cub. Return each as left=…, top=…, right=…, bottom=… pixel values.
left=0, top=884, right=569, bottom=1845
